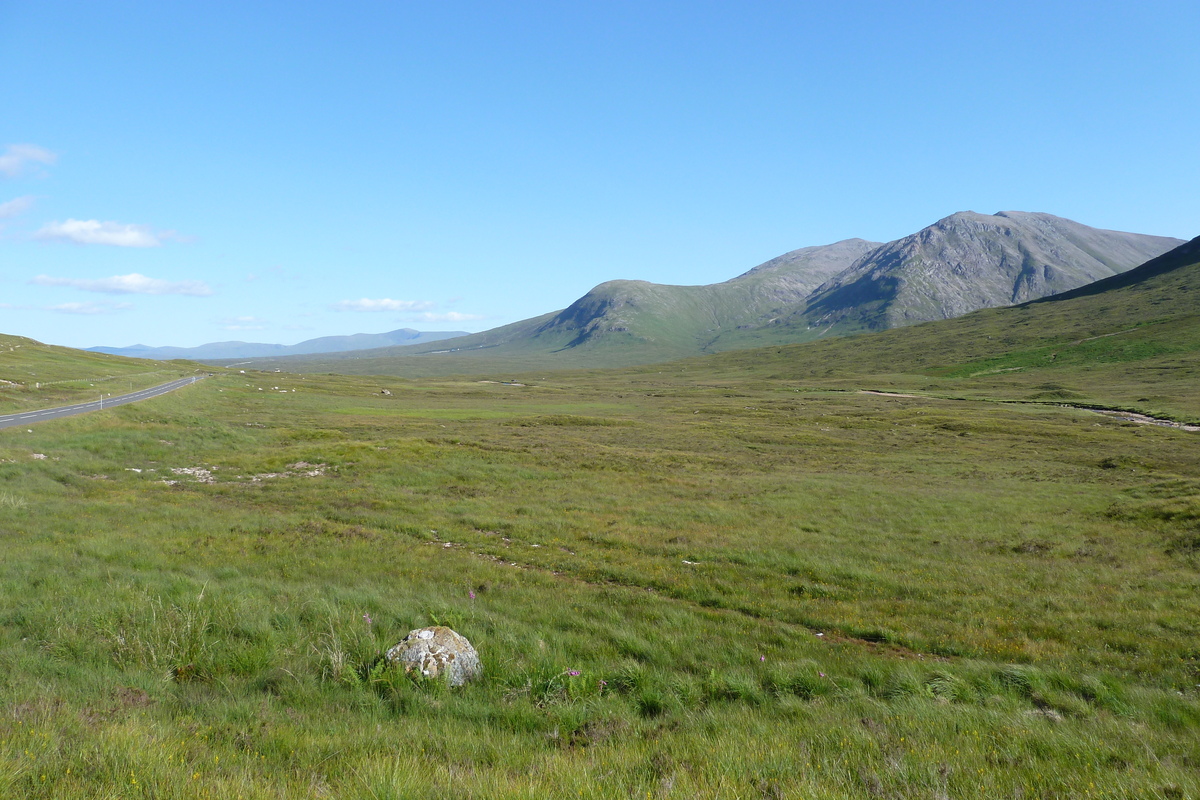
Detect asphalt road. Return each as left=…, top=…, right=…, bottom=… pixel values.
left=0, top=375, right=206, bottom=430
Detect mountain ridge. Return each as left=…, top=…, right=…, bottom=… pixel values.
left=204, top=211, right=1184, bottom=375
left=796, top=211, right=1183, bottom=335
left=88, top=328, right=469, bottom=361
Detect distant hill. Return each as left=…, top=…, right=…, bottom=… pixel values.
left=231, top=212, right=1182, bottom=377
left=88, top=328, right=469, bottom=361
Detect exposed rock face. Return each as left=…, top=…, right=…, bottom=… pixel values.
left=801, top=211, right=1183, bottom=333
left=386, top=626, right=481, bottom=686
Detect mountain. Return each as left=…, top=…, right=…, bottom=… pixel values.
left=88, top=328, right=469, bottom=361
left=427, top=213, right=1179, bottom=359
left=796, top=211, right=1182, bottom=335
left=213, top=212, right=1183, bottom=377
left=219, top=239, right=880, bottom=373
left=520, top=237, right=882, bottom=357
left=705, top=234, right=1200, bottom=419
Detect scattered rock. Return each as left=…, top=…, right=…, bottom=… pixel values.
left=243, top=462, right=327, bottom=482
left=31, top=453, right=46, bottom=460
left=381, top=389, right=392, bottom=396
left=386, top=626, right=481, bottom=686
left=170, top=466, right=216, bottom=483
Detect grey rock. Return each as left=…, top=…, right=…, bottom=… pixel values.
left=800, top=211, right=1183, bottom=333
left=386, top=626, right=481, bottom=686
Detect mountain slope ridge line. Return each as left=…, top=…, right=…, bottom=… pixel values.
left=207, top=211, right=1181, bottom=376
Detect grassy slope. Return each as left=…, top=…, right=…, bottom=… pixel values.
left=685, top=235, right=1200, bottom=421
left=226, top=220, right=1184, bottom=377
left=1, top=238, right=1200, bottom=797
left=234, top=235, right=1200, bottom=390
left=0, top=334, right=199, bottom=413
left=211, top=243, right=876, bottom=376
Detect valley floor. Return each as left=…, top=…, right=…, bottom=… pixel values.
left=2, top=368, right=1198, bottom=798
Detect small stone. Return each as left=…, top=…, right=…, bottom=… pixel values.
left=387, top=626, right=481, bottom=686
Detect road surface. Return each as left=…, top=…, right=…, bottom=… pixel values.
left=0, top=375, right=206, bottom=430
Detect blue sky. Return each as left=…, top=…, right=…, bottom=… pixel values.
left=2, top=1, right=1197, bottom=349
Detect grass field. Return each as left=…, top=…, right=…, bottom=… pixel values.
left=1, top=359, right=1198, bottom=798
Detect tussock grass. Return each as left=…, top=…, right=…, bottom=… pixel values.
left=1, top=339, right=1199, bottom=795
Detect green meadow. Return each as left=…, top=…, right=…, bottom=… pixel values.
left=2, top=247, right=1199, bottom=798
left=1, top=368, right=1197, bottom=798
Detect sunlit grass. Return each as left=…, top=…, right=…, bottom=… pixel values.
left=2, top=323, right=1200, bottom=796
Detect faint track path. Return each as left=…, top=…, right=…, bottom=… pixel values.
left=0, top=375, right=205, bottom=430
left=859, top=388, right=1198, bottom=432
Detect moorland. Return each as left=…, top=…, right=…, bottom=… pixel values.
left=0, top=238, right=1198, bottom=798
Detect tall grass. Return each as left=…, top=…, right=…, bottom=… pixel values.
left=1, top=361, right=1198, bottom=797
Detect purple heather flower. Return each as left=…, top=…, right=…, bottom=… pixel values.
left=469, top=590, right=476, bottom=600
left=363, top=613, right=372, bottom=626
left=760, top=655, right=766, bottom=662
left=599, top=680, right=607, bottom=686
left=567, top=670, right=580, bottom=676
left=819, top=672, right=826, bottom=678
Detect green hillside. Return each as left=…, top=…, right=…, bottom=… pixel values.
left=206, top=239, right=879, bottom=375
left=0, top=334, right=198, bottom=413
left=225, top=214, right=1181, bottom=377
left=226, top=233, right=1200, bottom=427
left=696, top=234, right=1200, bottom=420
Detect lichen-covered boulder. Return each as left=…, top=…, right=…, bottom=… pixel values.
left=386, top=626, right=481, bottom=686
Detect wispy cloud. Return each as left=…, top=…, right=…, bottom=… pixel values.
left=331, top=298, right=435, bottom=312
left=220, top=316, right=269, bottom=331
left=0, top=144, right=57, bottom=179
left=0, top=195, right=35, bottom=219
left=34, top=219, right=181, bottom=247
left=31, top=273, right=213, bottom=297
left=413, top=311, right=485, bottom=323
left=48, top=301, right=134, bottom=315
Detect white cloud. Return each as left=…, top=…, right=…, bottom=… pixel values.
left=331, top=298, right=435, bottom=312
left=0, top=144, right=57, bottom=178
left=48, top=301, right=134, bottom=315
left=34, top=219, right=176, bottom=247
left=31, top=273, right=213, bottom=296
left=35, top=219, right=158, bottom=247
left=0, top=195, right=35, bottom=219
left=413, top=311, right=485, bottom=323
